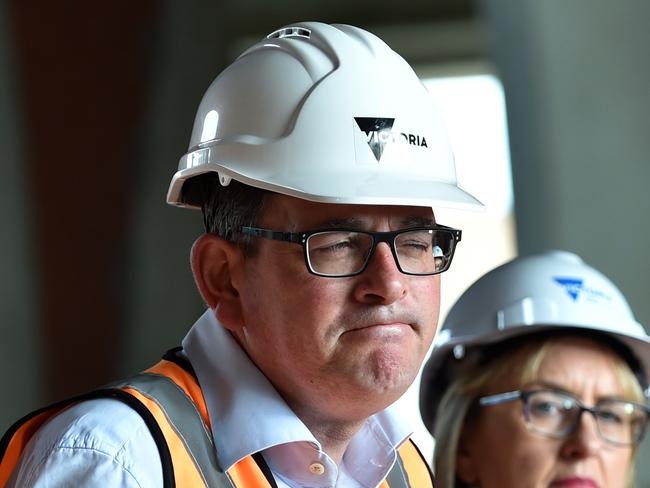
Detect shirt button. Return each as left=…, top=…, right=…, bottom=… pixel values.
left=308, top=462, right=325, bottom=475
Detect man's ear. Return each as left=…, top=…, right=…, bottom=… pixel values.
left=191, top=234, right=245, bottom=331
left=455, top=431, right=479, bottom=486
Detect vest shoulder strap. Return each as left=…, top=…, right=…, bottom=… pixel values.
left=0, top=388, right=174, bottom=487
left=396, top=439, right=436, bottom=487
left=138, top=351, right=278, bottom=487
left=0, top=352, right=275, bottom=488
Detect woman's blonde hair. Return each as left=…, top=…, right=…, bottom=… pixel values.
left=431, top=333, right=646, bottom=488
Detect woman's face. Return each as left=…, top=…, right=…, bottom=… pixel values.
left=457, top=337, right=635, bottom=488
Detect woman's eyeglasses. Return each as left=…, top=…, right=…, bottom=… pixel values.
left=479, top=388, right=650, bottom=447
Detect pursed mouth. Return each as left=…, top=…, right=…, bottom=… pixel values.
left=343, top=321, right=415, bottom=335
left=339, top=309, right=421, bottom=337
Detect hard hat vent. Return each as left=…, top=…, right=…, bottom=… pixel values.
left=267, top=27, right=311, bottom=40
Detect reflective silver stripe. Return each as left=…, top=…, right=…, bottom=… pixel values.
left=112, top=373, right=234, bottom=488
left=385, top=450, right=411, bottom=488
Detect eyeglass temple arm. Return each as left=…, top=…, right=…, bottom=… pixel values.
left=479, top=390, right=522, bottom=407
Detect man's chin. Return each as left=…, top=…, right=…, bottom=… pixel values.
left=355, top=350, right=419, bottom=398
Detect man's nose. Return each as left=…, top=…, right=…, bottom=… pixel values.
left=353, top=242, right=407, bottom=305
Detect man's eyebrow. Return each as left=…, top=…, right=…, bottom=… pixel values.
left=400, top=216, right=437, bottom=227
left=315, top=216, right=437, bottom=230
left=318, top=218, right=366, bottom=229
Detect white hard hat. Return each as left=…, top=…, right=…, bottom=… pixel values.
left=420, top=250, right=650, bottom=432
left=167, top=21, right=482, bottom=210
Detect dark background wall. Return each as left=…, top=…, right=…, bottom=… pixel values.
left=1, top=0, right=648, bottom=480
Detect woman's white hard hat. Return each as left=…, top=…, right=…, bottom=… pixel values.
left=420, top=250, right=650, bottom=433
left=167, top=21, right=482, bottom=210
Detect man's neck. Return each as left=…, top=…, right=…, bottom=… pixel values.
left=292, top=407, right=367, bottom=465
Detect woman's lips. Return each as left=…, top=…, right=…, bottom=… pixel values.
left=550, top=477, right=598, bottom=488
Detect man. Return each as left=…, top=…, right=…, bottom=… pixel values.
left=1, top=22, right=481, bottom=487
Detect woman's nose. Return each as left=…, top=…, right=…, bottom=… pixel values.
left=559, top=411, right=602, bottom=460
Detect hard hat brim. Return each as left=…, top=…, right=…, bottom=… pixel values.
left=167, top=164, right=484, bottom=211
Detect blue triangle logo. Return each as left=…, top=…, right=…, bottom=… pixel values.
left=553, top=277, right=584, bottom=301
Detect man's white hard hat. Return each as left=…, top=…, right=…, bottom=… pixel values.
left=167, top=21, right=482, bottom=210
left=420, top=250, right=650, bottom=433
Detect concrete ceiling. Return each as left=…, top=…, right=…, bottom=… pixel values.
left=218, top=0, right=476, bottom=33
left=210, top=0, right=483, bottom=66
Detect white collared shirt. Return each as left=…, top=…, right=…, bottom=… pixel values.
left=9, top=310, right=413, bottom=487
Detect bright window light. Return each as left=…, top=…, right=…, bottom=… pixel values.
left=422, top=73, right=514, bottom=216
left=403, top=65, right=519, bottom=461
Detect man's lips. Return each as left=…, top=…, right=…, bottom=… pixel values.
left=550, top=477, right=599, bottom=488
left=342, top=322, right=413, bottom=338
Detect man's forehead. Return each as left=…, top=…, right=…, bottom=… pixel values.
left=261, top=194, right=436, bottom=228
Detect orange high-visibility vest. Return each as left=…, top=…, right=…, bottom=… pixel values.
left=0, top=349, right=435, bottom=487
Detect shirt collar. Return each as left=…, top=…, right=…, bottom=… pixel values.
left=182, top=309, right=413, bottom=474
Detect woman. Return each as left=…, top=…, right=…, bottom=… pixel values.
left=420, top=250, right=650, bottom=488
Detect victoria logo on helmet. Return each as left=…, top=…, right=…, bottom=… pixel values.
left=553, top=277, right=611, bottom=303
left=354, top=117, right=428, bottom=162
left=553, top=277, right=584, bottom=301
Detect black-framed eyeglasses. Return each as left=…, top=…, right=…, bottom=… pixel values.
left=479, top=389, right=650, bottom=447
left=240, top=225, right=462, bottom=278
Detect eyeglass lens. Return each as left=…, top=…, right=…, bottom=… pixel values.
left=305, top=229, right=453, bottom=276
left=524, top=390, right=648, bottom=445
